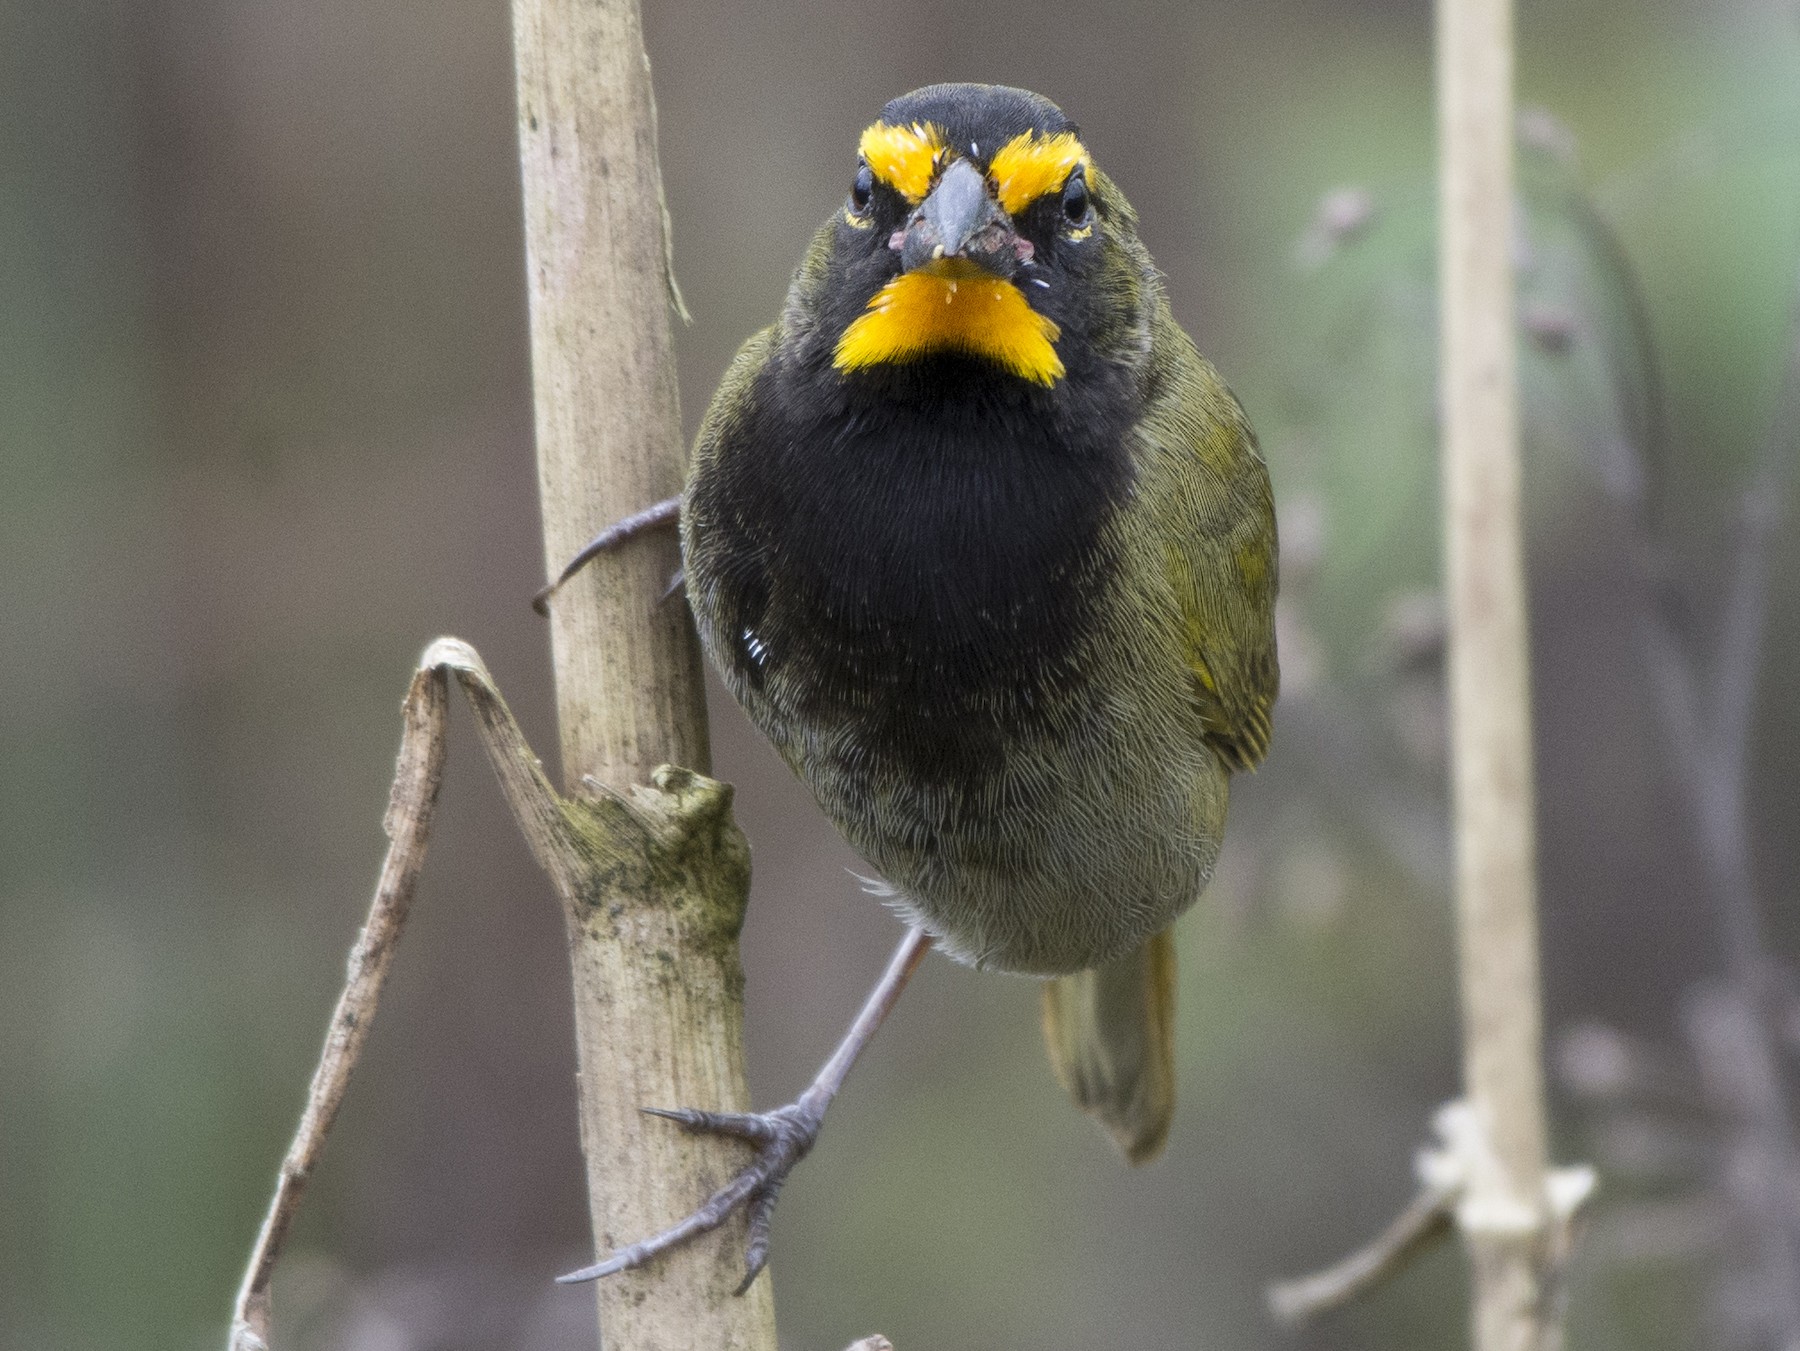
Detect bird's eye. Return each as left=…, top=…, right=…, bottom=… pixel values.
left=1062, top=170, right=1090, bottom=225
left=850, top=162, right=874, bottom=214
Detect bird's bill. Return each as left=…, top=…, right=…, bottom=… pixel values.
left=898, top=158, right=1030, bottom=280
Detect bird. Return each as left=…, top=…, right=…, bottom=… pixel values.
left=545, top=81, right=1277, bottom=1292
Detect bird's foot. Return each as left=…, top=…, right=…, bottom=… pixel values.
left=557, top=1099, right=824, bottom=1294
left=532, top=494, right=681, bottom=614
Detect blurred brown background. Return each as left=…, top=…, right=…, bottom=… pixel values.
left=3, top=0, right=1798, bottom=1348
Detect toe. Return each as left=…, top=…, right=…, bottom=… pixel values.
left=735, top=1189, right=780, bottom=1294
left=641, top=1105, right=779, bottom=1144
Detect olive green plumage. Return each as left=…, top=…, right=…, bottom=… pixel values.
left=681, top=84, right=1276, bottom=1162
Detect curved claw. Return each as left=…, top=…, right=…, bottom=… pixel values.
left=532, top=496, right=681, bottom=616
left=736, top=1186, right=782, bottom=1294
left=557, top=1100, right=822, bottom=1292
left=555, top=1165, right=762, bottom=1284
left=641, top=1105, right=778, bottom=1145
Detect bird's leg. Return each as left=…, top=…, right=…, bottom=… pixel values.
left=558, top=924, right=934, bottom=1293
left=532, top=494, right=682, bottom=614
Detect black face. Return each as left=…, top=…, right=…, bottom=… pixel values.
left=818, top=83, right=1133, bottom=389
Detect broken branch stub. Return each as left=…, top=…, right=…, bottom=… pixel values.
left=425, top=637, right=770, bottom=1341
left=422, top=640, right=748, bottom=933
left=227, top=640, right=764, bottom=1350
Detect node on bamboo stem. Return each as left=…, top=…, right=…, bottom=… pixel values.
left=557, top=766, right=751, bottom=948
left=225, top=639, right=760, bottom=1351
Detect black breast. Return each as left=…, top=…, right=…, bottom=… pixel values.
left=689, top=351, right=1138, bottom=785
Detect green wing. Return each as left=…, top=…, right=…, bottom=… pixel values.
left=1137, top=313, right=1279, bottom=773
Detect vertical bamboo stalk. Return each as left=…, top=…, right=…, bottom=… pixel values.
left=511, top=0, right=704, bottom=789
left=509, top=3, right=778, bottom=1348
left=1437, top=1, right=1555, bottom=1349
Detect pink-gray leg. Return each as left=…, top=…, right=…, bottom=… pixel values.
left=558, top=925, right=934, bottom=1293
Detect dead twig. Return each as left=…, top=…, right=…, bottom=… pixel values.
left=1435, top=2, right=1583, bottom=1346
left=1267, top=1103, right=1594, bottom=1329
left=1613, top=251, right=1800, bottom=1351
left=228, top=664, right=450, bottom=1351
left=227, top=638, right=756, bottom=1350
left=1266, top=1186, right=1455, bottom=1324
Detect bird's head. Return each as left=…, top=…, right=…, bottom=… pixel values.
left=798, top=84, right=1151, bottom=390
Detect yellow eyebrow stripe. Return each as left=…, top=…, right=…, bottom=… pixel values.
left=989, top=130, right=1090, bottom=215
left=858, top=121, right=945, bottom=203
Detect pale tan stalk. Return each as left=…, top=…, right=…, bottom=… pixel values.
left=509, top=0, right=776, bottom=1344
left=1268, top=5, right=1584, bottom=1338
left=1438, top=1, right=1560, bottom=1346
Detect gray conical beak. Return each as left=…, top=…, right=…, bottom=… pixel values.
left=899, top=158, right=1019, bottom=277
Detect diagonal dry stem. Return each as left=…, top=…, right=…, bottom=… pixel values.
left=227, top=638, right=759, bottom=1350
left=228, top=664, right=450, bottom=1351
left=1266, top=1187, right=1455, bottom=1325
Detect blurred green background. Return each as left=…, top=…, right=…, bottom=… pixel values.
left=3, top=0, right=1798, bottom=1348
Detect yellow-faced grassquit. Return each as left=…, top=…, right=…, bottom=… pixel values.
left=552, top=82, right=1278, bottom=1291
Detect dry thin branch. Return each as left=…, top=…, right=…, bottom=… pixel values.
left=510, top=0, right=710, bottom=793
left=1266, top=1186, right=1454, bottom=1324
left=1580, top=197, right=1800, bottom=1347
left=1266, top=1103, right=1594, bottom=1329
left=228, top=666, right=450, bottom=1351
left=227, top=639, right=760, bottom=1349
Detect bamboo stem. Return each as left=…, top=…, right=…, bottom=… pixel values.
left=509, top=3, right=777, bottom=1347
left=511, top=0, right=706, bottom=789
left=1437, top=1, right=1558, bottom=1347
left=1267, top=13, right=1593, bottom=1330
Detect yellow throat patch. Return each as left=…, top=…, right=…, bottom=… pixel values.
left=833, top=260, right=1064, bottom=386
left=835, top=121, right=1092, bottom=385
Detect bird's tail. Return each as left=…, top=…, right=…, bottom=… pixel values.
left=1039, top=927, right=1176, bottom=1164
